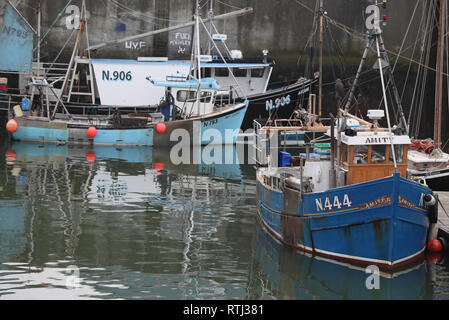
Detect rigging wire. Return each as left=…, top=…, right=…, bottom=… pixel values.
left=109, top=0, right=191, bottom=24
left=407, top=0, right=431, bottom=135
left=214, top=0, right=244, bottom=11
left=33, top=0, right=75, bottom=51
left=292, top=0, right=448, bottom=76
left=376, top=0, right=421, bottom=114
left=44, top=27, right=77, bottom=77
left=412, top=0, right=436, bottom=137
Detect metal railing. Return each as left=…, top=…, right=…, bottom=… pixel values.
left=253, top=118, right=331, bottom=168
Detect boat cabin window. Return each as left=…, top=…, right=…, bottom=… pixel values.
left=389, top=145, right=404, bottom=163
left=353, top=145, right=368, bottom=164
left=199, top=91, right=212, bottom=103
left=201, top=68, right=212, bottom=78
left=371, top=145, right=386, bottom=164
left=341, top=143, right=347, bottom=163
left=177, top=90, right=196, bottom=102
left=214, top=93, right=230, bottom=106
left=177, top=90, right=212, bottom=103
left=233, top=68, right=247, bottom=77
left=251, top=68, right=265, bottom=78
left=215, top=68, right=229, bottom=77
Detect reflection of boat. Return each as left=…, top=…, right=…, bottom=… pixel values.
left=7, top=141, right=249, bottom=181
left=1, top=138, right=258, bottom=299
left=251, top=224, right=433, bottom=300
left=0, top=200, right=29, bottom=263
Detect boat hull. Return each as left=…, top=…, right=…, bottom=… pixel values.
left=11, top=103, right=247, bottom=147
left=239, top=79, right=316, bottom=131
left=153, top=103, right=248, bottom=147
left=12, top=117, right=154, bottom=146
left=256, top=172, right=431, bottom=270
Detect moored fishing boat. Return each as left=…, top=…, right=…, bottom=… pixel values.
left=255, top=118, right=434, bottom=270
left=7, top=77, right=247, bottom=146
left=254, top=12, right=438, bottom=270
left=5, top=0, right=248, bottom=147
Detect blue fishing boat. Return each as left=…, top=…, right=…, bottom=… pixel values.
left=150, top=77, right=248, bottom=146
left=8, top=77, right=247, bottom=147
left=256, top=143, right=433, bottom=269
left=254, top=18, right=438, bottom=270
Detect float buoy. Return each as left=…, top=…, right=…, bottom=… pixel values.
left=427, top=252, right=443, bottom=264
left=427, top=239, right=443, bottom=252
left=155, top=122, right=166, bottom=134
left=86, top=151, right=96, bottom=163
left=6, top=119, right=18, bottom=133
left=5, top=150, right=17, bottom=162
left=154, top=162, right=165, bottom=171
left=87, top=127, right=97, bottom=138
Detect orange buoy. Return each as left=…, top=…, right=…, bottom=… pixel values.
left=6, top=119, right=18, bottom=133
left=154, top=162, right=165, bottom=171
left=427, top=252, right=443, bottom=264
left=5, top=150, right=17, bottom=162
left=86, top=151, right=96, bottom=163
left=427, top=239, right=443, bottom=252
left=155, top=122, right=166, bottom=134
left=87, top=127, right=97, bottom=138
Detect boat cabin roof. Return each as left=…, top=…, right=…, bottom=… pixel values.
left=90, top=58, right=273, bottom=68
left=152, top=78, right=221, bottom=90
left=327, top=128, right=411, bottom=146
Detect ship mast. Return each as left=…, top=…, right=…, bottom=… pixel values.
left=207, top=0, right=214, bottom=55
left=37, top=0, right=41, bottom=75
left=434, top=0, right=445, bottom=150
left=318, top=0, right=324, bottom=120
left=195, top=0, right=202, bottom=115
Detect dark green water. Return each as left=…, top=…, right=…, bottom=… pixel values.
left=1, top=130, right=449, bottom=300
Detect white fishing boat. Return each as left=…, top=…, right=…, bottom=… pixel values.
left=5, top=0, right=248, bottom=147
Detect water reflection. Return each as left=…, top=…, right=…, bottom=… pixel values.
left=248, top=222, right=442, bottom=300
left=0, top=140, right=449, bottom=299
left=0, top=141, right=256, bottom=299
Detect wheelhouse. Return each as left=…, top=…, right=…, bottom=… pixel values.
left=152, top=77, right=238, bottom=117
left=332, top=129, right=410, bottom=185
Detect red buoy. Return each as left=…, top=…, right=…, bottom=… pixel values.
left=427, top=239, right=443, bottom=252
left=154, top=162, right=165, bottom=171
left=5, top=150, right=17, bottom=162
left=427, top=252, right=443, bottom=264
left=6, top=119, right=18, bottom=133
left=87, top=127, right=97, bottom=138
left=155, top=122, right=166, bottom=134
left=86, top=151, right=96, bottom=163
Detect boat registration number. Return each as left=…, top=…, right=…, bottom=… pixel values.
left=265, top=95, right=291, bottom=111
left=102, top=70, right=133, bottom=82
left=203, top=119, right=218, bottom=127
